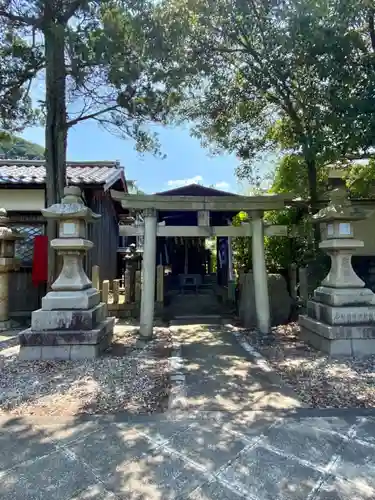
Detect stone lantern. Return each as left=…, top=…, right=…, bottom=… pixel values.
left=299, top=187, right=375, bottom=356
left=0, top=209, right=23, bottom=330
left=123, top=245, right=136, bottom=304
left=18, top=186, right=115, bottom=360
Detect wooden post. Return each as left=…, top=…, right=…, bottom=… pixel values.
left=289, top=263, right=297, bottom=301
left=92, top=265, right=100, bottom=291
left=102, top=280, right=110, bottom=304
left=156, top=264, right=164, bottom=303
left=112, top=279, right=120, bottom=304
left=135, top=270, right=142, bottom=302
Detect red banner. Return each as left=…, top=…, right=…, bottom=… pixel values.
left=32, top=235, right=48, bottom=286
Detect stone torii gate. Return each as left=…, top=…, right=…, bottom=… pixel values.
left=111, top=187, right=294, bottom=338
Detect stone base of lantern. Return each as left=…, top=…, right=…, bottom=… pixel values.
left=0, top=319, right=14, bottom=331
left=313, top=285, right=375, bottom=307
left=41, top=287, right=101, bottom=311
left=18, top=297, right=115, bottom=361
left=299, top=290, right=375, bottom=356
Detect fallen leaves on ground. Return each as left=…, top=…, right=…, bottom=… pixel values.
left=0, top=323, right=172, bottom=417
left=244, top=323, right=375, bottom=408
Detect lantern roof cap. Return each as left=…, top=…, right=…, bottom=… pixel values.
left=0, top=208, right=24, bottom=240
left=313, top=188, right=371, bottom=223
left=42, top=186, right=101, bottom=222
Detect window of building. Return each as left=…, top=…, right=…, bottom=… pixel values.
left=10, top=224, right=45, bottom=267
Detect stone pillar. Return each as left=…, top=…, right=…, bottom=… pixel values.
left=123, top=246, right=135, bottom=304
left=0, top=209, right=23, bottom=330
left=135, top=269, right=142, bottom=302
left=18, top=187, right=115, bottom=360
left=124, top=264, right=132, bottom=303
left=140, top=208, right=157, bottom=339
left=0, top=272, right=9, bottom=323
left=289, top=263, right=297, bottom=301
left=250, top=211, right=270, bottom=334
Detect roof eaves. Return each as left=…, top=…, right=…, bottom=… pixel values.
left=103, top=167, right=128, bottom=192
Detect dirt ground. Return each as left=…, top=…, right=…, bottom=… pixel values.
left=0, top=321, right=172, bottom=417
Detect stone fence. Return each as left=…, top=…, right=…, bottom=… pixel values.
left=91, top=264, right=164, bottom=318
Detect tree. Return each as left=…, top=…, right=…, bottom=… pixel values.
left=0, top=0, right=181, bottom=278
left=0, top=133, right=44, bottom=159
left=232, top=155, right=320, bottom=273
left=343, top=159, right=375, bottom=198
left=164, top=0, right=375, bottom=209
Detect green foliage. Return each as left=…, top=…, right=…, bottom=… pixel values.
left=164, top=0, right=375, bottom=203
left=232, top=154, right=320, bottom=272
left=271, top=155, right=329, bottom=198
left=232, top=212, right=251, bottom=273
left=343, top=160, right=375, bottom=199
left=0, top=0, right=185, bottom=153
left=0, top=134, right=44, bottom=159
left=263, top=209, right=315, bottom=270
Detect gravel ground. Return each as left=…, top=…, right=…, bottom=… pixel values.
left=243, top=322, right=375, bottom=408
left=0, top=321, right=172, bottom=417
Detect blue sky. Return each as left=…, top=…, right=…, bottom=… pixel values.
left=21, top=119, right=242, bottom=194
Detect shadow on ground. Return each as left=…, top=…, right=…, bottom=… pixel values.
left=0, top=320, right=171, bottom=417
left=1, top=322, right=375, bottom=499
left=172, top=324, right=302, bottom=414
left=1, top=405, right=375, bottom=499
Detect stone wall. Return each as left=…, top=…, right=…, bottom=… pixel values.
left=238, top=272, right=293, bottom=328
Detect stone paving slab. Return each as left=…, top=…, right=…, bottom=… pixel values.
left=0, top=449, right=100, bottom=500
left=1, top=410, right=375, bottom=499
left=315, top=475, right=375, bottom=500
left=219, top=444, right=323, bottom=500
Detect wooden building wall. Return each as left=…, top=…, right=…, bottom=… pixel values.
left=86, top=189, right=119, bottom=282
left=8, top=212, right=46, bottom=319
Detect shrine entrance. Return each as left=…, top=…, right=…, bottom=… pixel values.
left=111, top=184, right=294, bottom=338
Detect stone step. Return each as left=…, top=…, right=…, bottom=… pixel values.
left=170, top=315, right=224, bottom=326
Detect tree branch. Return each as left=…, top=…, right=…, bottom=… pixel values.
left=66, top=105, right=119, bottom=128
left=0, top=8, right=38, bottom=26
left=345, top=153, right=375, bottom=161
left=63, top=0, right=86, bottom=22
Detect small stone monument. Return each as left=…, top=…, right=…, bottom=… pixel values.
left=299, top=188, right=375, bottom=356
left=0, top=209, right=23, bottom=330
left=19, top=186, right=115, bottom=360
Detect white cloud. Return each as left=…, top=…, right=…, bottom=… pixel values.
left=214, top=181, right=230, bottom=190
left=167, top=175, right=203, bottom=188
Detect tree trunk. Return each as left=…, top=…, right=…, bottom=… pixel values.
left=44, top=21, right=67, bottom=285
left=306, top=156, right=321, bottom=250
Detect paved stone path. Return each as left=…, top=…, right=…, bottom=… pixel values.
left=1, top=323, right=375, bottom=499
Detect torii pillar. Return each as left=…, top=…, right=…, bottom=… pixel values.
left=139, top=208, right=158, bottom=339
left=250, top=210, right=270, bottom=334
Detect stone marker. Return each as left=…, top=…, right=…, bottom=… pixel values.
left=299, top=187, right=375, bottom=356
left=18, top=186, right=115, bottom=360
left=0, top=209, right=23, bottom=330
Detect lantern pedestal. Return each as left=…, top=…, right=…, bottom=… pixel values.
left=299, top=189, right=375, bottom=356
left=18, top=187, right=115, bottom=360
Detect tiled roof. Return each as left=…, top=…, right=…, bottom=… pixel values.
left=156, top=183, right=238, bottom=197
left=0, top=160, right=126, bottom=190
